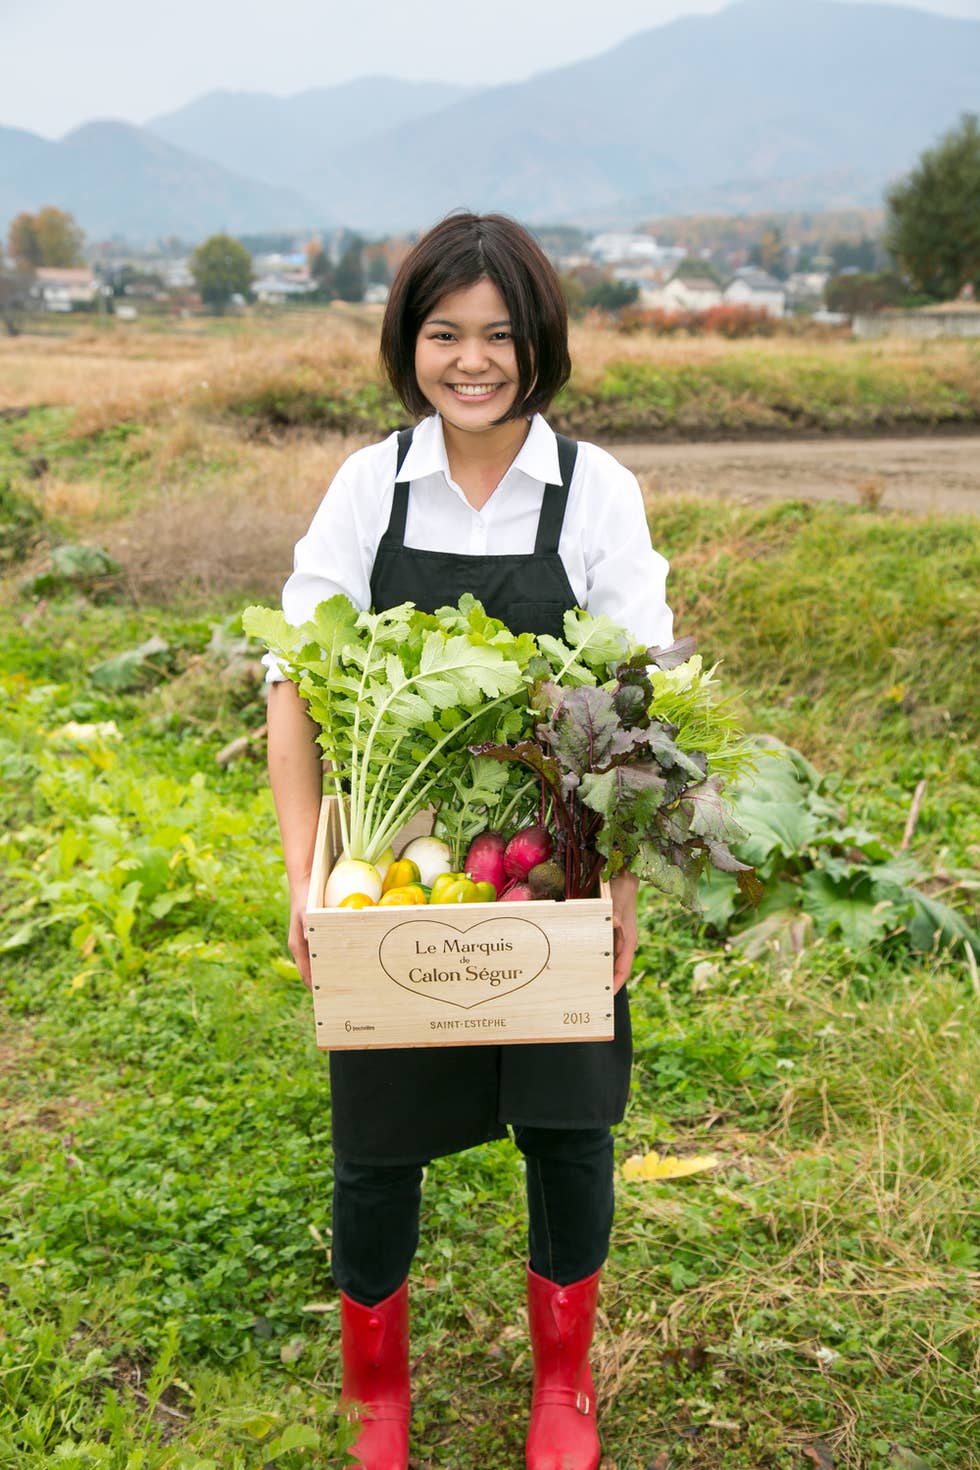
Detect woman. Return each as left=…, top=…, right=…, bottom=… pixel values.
left=265, top=212, right=673, bottom=1470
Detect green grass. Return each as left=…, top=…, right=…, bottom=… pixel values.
left=1, top=497, right=977, bottom=1469
left=219, top=344, right=980, bottom=440
left=554, top=345, right=980, bottom=438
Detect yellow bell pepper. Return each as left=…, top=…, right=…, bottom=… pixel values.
left=382, top=858, right=422, bottom=895
left=378, top=884, right=428, bottom=907
left=337, top=892, right=376, bottom=910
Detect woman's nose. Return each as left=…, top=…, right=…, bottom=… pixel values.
left=456, top=337, right=490, bottom=372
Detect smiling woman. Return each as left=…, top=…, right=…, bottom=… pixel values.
left=262, top=209, right=673, bottom=1470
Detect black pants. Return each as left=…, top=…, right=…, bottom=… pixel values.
left=331, top=1126, right=615, bottom=1306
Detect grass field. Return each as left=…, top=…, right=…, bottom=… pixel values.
left=1, top=319, right=978, bottom=1469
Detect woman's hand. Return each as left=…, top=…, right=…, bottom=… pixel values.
left=609, top=869, right=640, bottom=994
left=288, top=889, right=313, bottom=991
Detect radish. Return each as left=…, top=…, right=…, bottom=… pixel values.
left=398, top=835, right=452, bottom=888
left=464, top=830, right=507, bottom=894
left=500, top=881, right=535, bottom=902
left=503, top=825, right=553, bottom=881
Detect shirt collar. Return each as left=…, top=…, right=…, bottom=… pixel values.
left=397, top=413, right=562, bottom=488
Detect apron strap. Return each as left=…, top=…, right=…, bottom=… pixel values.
left=533, top=433, right=578, bottom=556
left=380, top=426, right=416, bottom=548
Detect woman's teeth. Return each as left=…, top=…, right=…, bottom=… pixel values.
left=451, top=384, right=499, bottom=396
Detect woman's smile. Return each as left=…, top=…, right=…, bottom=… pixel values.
left=448, top=381, right=505, bottom=400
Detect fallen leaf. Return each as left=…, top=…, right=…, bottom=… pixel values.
left=801, top=1440, right=835, bottom=1469
left=622, top=1151, right=720, bottom=1182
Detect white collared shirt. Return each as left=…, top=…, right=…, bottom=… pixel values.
left=267, top=413, right=672, bottom=678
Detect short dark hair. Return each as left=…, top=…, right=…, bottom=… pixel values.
left=380, top=212, right=571, bottom=423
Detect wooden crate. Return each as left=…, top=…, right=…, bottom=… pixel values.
left=306, top=796, right=615, bottom=1050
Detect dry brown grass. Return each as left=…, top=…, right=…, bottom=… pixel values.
left=37, top=475, right=106, bottom=521
left=0, top=312, right=381, bottom=432
left=4, top=312, right=978, bottom=433
left=97, top=422, right=363, bottom=600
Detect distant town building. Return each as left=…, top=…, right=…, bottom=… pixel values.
left=252, top=262, right=316, bottom=305
left=724, top=267, right=787, bottom=318
left=589, top=232, right=686, bottom=271
left=785, top=271, right=830, bottom=311
left=644, top=272, right=725, bottom=314
left=31, top=267, right=99, bottom=312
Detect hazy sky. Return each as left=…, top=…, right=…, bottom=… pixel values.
left=4, top=0, right=979, bottom=139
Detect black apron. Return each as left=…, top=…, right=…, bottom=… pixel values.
left=329, top=424, right=632, bottom=1164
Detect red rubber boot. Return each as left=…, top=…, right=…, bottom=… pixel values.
left=525, top=1264, right=601, bottom=1470
left=339, top=1280, right=410, bottom=1470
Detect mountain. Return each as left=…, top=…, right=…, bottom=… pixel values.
left=0, top=121, right=320, bottom=242
left=147, top=77, right=476, bottom=193
left=0, top=125, right=61, bottom=227
left=297, top=0, right=980, bottom=230
left=1, top=0, right=977, bottom=242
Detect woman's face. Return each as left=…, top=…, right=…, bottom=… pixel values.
left=414, top=277, right=520, bottom=434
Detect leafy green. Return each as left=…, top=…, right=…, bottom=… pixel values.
left=648, top=654, right=755, bottom=786
left=246, top=594, right=755, bottom=905
left=243, top=595, right=537, bottom=864
left=476, top=644, right=757, bottom=905
left=431, top=753, right=537, bottom=870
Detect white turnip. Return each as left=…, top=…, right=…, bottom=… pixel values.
left=324, top=858, right=383, bottom=908
left=399, top=835, right=452, bottom=888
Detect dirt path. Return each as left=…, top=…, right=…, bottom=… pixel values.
left=607, top=435, right=980, bottom=516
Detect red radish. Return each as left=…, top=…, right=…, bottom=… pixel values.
left=500, top=881, right=535, bottom=902
left=503, top=825, right=553, bottom=881
left=464, top=830, right=507, bottom=893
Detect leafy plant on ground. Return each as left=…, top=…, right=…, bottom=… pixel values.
left=699, top=735, right=979, bottom=957
left=22, top=542, right=123, bottom=600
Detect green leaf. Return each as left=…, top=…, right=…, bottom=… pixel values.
left=901, top=889, right=980, bottom=955
left=725, top=791, right=821, bottom=869
left=264, top=1423, right=320, bottom=1456
left=801, top=871, right=897, bottom=949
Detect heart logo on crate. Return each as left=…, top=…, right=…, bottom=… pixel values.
left=378, top=917, right=552, bottom=1009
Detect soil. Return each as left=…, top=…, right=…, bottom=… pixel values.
left=606, top=434, right=980, bottom=516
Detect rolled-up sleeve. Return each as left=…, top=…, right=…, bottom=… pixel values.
left=582, top=454, right=674, bottom=651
